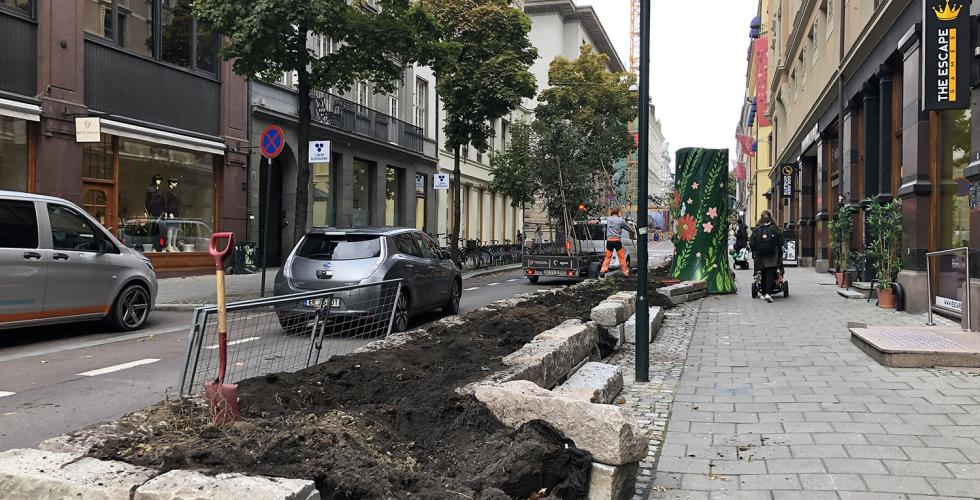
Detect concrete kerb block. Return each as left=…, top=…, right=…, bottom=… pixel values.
left=625, top=306, right=664, bottom=344
left=553, top=362, right=624, bottom=404
left=501, top=320, right=600, bottom=389
left=588, top=462, right=639, bottom=500
left=135, top=470, right=320, bottom=500
left=591, top=301, right=629, bottom=327
left=656, top=280, right=707, bottom=298
left=0, top=448, right=156, bottom=500
left=474, top=381, right=648, bottom=465
left=606, top=292, right=637, bottom=317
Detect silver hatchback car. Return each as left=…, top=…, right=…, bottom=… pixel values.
left=274, top=227, right=462, bottom=332
left=0, top=191, right=158, bottom=332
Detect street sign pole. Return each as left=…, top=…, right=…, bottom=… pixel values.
left=260, top=159, right=272, bottom=298
left=635, top=0, right=651, bottom=383
left=258, top=125, right=285, bottom=298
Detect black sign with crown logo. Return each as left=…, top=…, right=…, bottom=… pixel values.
left=923, top=0, right=972, bottom=111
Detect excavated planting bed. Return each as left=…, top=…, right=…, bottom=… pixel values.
left=91, top=273, right=671, bottom=499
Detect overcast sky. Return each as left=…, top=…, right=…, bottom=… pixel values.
left=577, top=0, right=759, bottom=171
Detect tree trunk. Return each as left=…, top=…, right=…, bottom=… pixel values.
left=451, top=145, right=462, bottom=261
left=294, top=31, right=312, bottom=245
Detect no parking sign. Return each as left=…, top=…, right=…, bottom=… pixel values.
left=260, top=125, right=285, bottom=159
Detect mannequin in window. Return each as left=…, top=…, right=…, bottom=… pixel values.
left=145, top=175, right=165, bottom=218
left=164, top=178, right=181, bottom=252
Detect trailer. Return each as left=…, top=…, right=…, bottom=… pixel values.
left=521, top=220, right=637, bottom=283
left=522, top=253, right=604, bottom=283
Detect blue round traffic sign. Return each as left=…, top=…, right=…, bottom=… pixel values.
left=260, top=125, right=285, bottom=159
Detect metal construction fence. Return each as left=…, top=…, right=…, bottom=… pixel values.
left=178, top=279, right=402, bottom=395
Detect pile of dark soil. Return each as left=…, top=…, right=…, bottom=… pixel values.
left=92, top=270, right=670, bottom=499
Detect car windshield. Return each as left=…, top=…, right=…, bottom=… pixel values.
left=297, top=234, right=382, bottom=261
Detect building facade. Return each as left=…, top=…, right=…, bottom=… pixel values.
left=738, top=0, right=775, bottom=228
left=755, top=0, right=978, bottom=328
left=250, top=33, right=440, bottom=264
left=1, top=0, right=249, bottom=273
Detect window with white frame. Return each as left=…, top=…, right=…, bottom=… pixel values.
left=357, top=81, right=370, bottom=108
left=389, top=94, right=399, bottom=118
left=414, top=78, right=428, bottom=133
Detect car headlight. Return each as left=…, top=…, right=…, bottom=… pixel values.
left=141, top=257, right=154, bottom=271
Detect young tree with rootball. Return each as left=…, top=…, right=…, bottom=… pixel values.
left=536, top=45, right=637, bottom=213
left=423, top=0, right=537, bottom=259
left=193, top=0, right=439, bottom=244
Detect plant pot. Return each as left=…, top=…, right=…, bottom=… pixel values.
left=835, top=272, right=850, bottom=288
left=878, top=288, right=896, bottom=309
left=141, top=244, right=154, bottom=253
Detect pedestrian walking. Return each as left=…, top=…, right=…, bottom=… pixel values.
left=600, top=207, right=636, bottom=278
left=734, top=220, right=748, bottom=252
left=749, top=210, right=783, bottom=303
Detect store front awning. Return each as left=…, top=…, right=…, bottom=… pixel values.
left=0, top=97, right=41, bottom=122
left=100, top=119, right=226, bottom=156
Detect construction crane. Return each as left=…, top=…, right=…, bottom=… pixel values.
left=625, top=0, right=641, bottom=217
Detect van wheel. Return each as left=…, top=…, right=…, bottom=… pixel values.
left=109, top=284, right=151, bottom=331
left=527, top=275, right=540, bottom=284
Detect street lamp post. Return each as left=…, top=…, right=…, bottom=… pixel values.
left=635, top=0, right=651, bottom=383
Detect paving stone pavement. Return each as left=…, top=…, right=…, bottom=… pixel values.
left=615, top=267, right=980, bottom=500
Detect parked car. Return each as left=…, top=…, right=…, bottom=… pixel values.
left=0, top=191, right=158, bottom=332
left=274, top=227, right=462, bottom=332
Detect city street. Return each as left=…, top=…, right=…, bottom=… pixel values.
left=0, top=267, right=554, bottom=451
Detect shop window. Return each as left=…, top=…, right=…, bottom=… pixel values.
left=116, top=138, right=215, bottom=253
left=385, top=167, right=403, bottom=226
left=312, top=159, right=335, bottom=227
left=352, top=159, right=371, bottom=227
left=415, top=174, right=426, bottom=231
left=85, top=0, right=217, bottom=74
left=0, top=116, right=29, bottom=192
left=939, top=109, right=971, bottom=250
left=0, top=0, right=33, bottom=16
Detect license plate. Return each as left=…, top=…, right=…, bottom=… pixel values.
left=542, top=269, right=563, bottom=276
left=305, top=298, right=341, bottom=307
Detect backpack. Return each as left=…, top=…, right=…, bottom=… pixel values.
left=756, top=225, right=779, bottom=256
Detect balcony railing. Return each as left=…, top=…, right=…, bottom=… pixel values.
left=310, top=89, right=424, bottom=154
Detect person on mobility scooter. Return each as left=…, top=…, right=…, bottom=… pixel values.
left=749, top=210, right=788, bottom=302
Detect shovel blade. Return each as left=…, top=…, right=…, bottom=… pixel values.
left=204, top=380, right=240, bottom=425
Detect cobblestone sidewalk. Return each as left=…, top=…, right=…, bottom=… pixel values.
left=616, top=267, right=979, bottom=500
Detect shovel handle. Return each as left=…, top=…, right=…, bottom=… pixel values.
left=209, top=232, right=235, bottom=270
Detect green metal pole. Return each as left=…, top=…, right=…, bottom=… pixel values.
left=635, top=0, right=651, bottom=383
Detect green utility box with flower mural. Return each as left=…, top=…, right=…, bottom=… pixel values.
left=670, top=148, right=737, bottom=294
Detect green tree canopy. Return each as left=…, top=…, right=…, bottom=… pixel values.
left=488, top=121, right=537, bottom=210
left=536, top=45, right=638, bottom=209
left=423, top=0, right=538, bottom=256
left=193, top=0, right=440, bottom=241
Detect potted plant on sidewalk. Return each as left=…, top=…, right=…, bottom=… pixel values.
left=830, top=205, right=856, bottom=288
left=865, top=197, right=903, bottom=308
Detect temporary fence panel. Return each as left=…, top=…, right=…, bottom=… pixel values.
left=179, top=279, right=402, bottom=395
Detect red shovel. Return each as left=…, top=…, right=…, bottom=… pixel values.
left=204, top=232, right=240, bottom=425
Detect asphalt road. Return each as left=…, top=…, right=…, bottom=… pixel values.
left=0, top=267, right=571, bottom=451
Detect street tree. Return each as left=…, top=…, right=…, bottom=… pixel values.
left=536, top=45, right=638, bottom=212
left=193, top=0, right=440, bottom=244
left=424, top=0, right=537, bottom=258
left=488, top=121, right=537, bottom=212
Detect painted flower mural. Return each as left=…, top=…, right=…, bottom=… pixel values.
left=669, top=148, right=736, bottom=294
left=677, top=214, right=697, bottom=242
